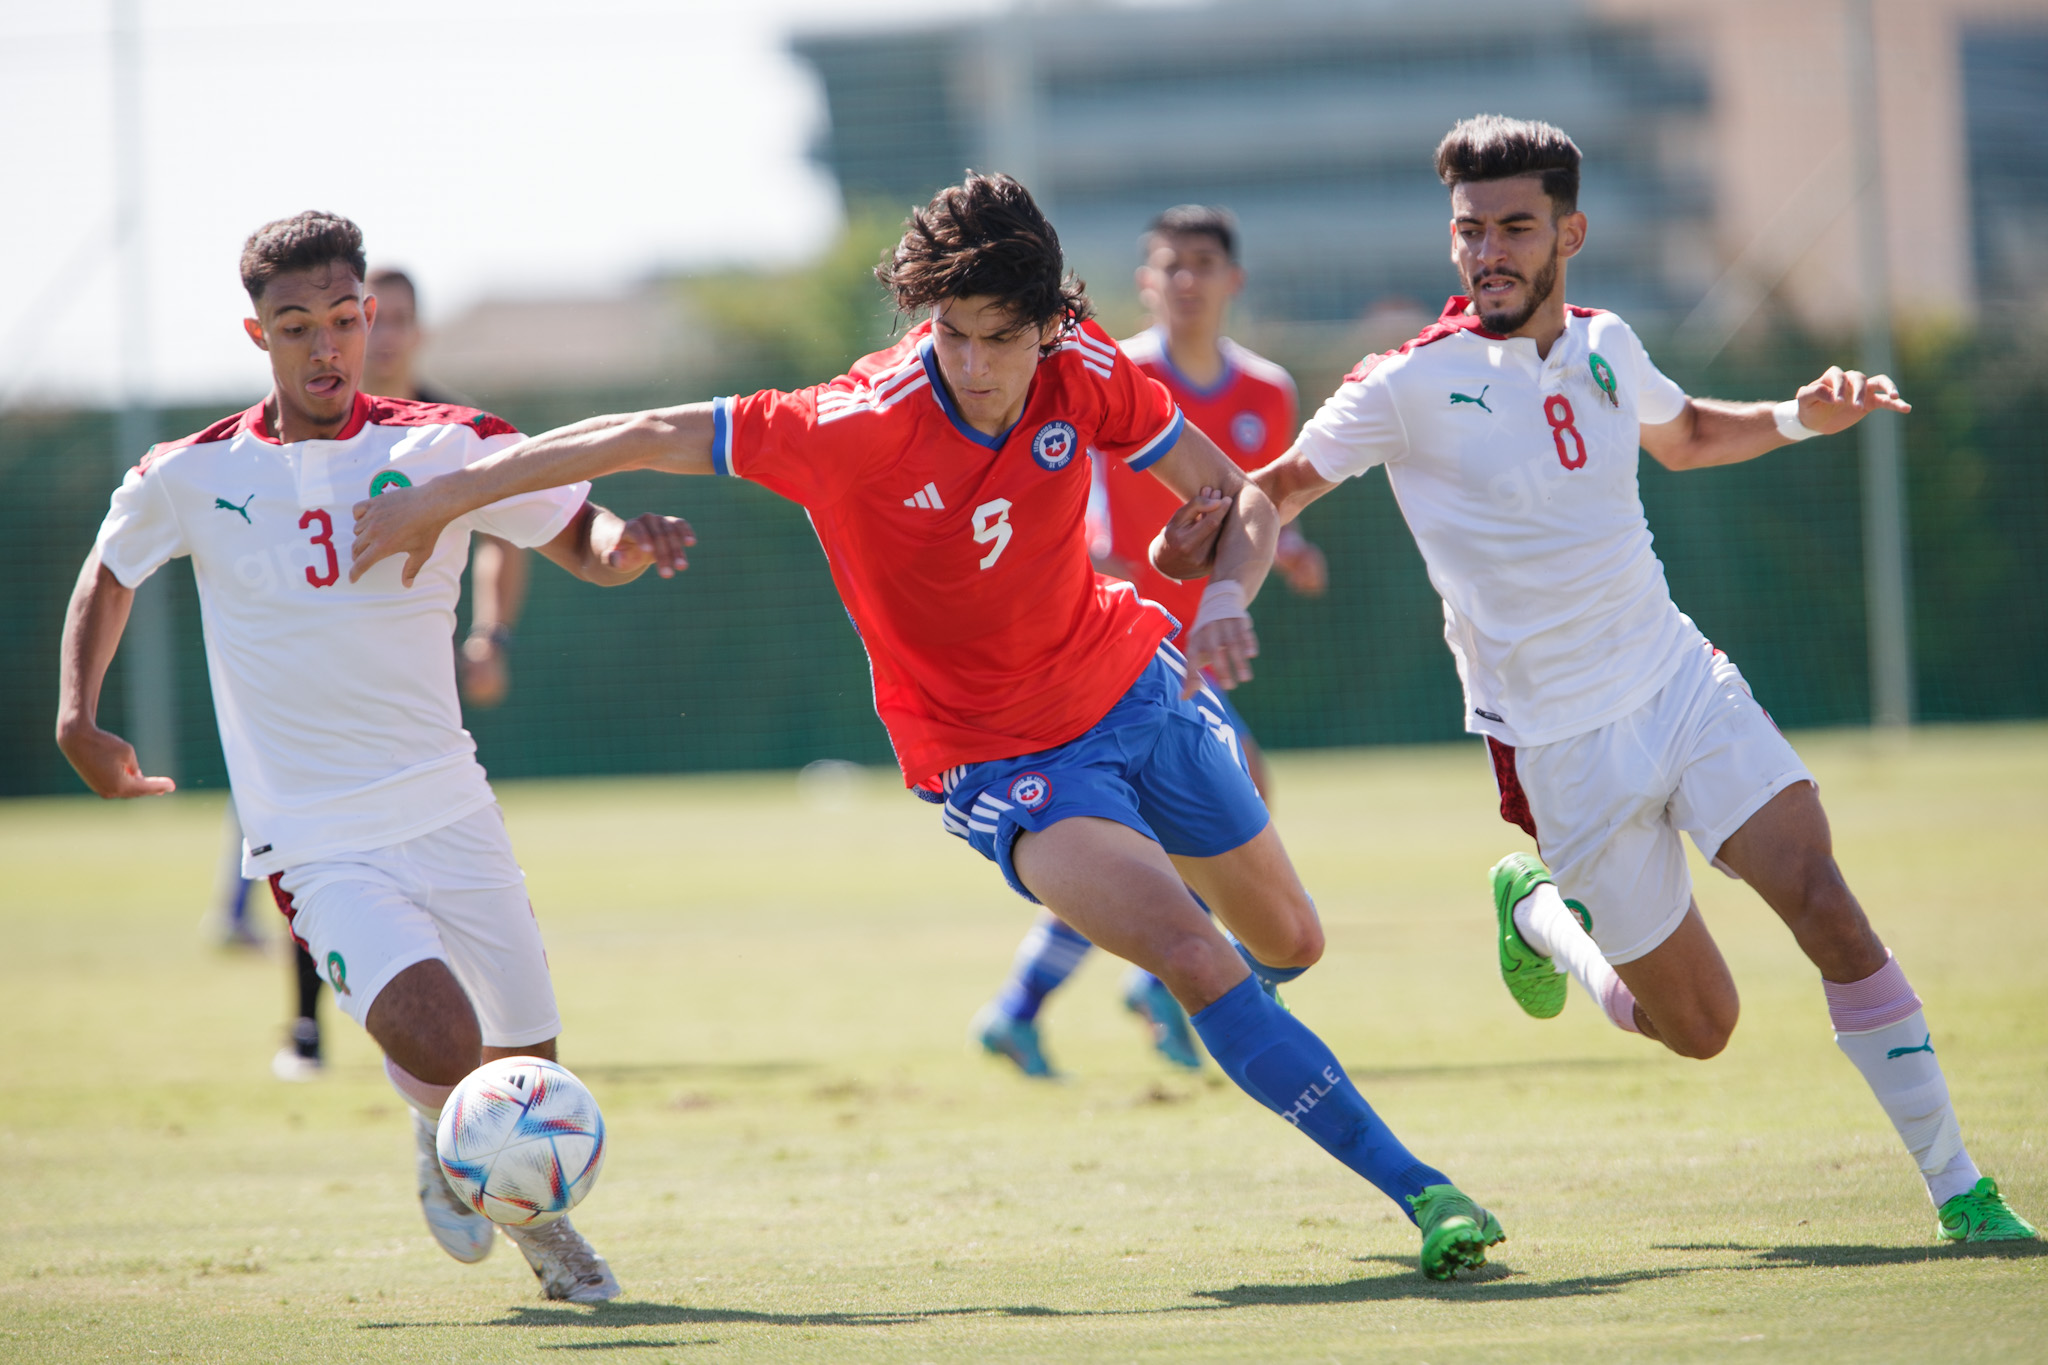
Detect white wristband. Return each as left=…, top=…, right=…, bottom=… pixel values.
left=1190, top=579, right=1249, bottom=636
left=1773, top=399, right=1822, bottom=442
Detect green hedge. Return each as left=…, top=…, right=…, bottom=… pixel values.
left=5, top=324, right=2042, bottom=798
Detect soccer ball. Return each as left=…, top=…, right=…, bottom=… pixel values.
left=436, top=1057, right=606, bottom=1227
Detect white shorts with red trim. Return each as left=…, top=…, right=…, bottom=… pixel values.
left=1488, top=638, right=1812, bottom=966
left=267, top=805, right=559, bottom=1047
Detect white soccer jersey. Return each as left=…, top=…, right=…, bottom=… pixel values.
left=92, top=394, right=589, bottom=876
left=1295, top=297, right=1695, bottom=747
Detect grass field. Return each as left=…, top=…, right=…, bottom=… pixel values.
left=5, top=727, right=2045, bottom=1363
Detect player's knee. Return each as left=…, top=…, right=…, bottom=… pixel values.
left=402, top=1014, right=483, bottom=1086
left=1661, top=995, right=1739, bottom=1060
left=1263, top=908, right=1324, bottom=969
left=1151, top=930, right=1243, bottom=1005
left=365, top=960, right=482, bottom=1085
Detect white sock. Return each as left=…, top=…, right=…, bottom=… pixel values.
left=1824, top=953, right=1980, bottom=1207
left=1513, top=882, right=1640, bottom=1033
left=385, top=1055, right=455, bottom=1124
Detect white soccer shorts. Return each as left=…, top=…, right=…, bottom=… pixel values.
left=1492, top=638, right=1813, bottom=965
left=268, top=804, right=560, bottom=1047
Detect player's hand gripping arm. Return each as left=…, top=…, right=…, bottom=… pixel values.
left=349, top=403, right=716, bottom=585
left=534, top=502, right=697, bottom=586
left=1641, top=366, right=1911, bottom=472
left=1149, top=446, right=1344, bottom=585
left=54, top=554, right=176, bottom=798
left=1144, top=425, right=1279, bottom=696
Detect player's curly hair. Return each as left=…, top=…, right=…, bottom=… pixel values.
left=239, top=211, right=367, bottom=303
left=877, top=173, right=1092, bottom=350
left=1435, top=115, right=1582, bottom=217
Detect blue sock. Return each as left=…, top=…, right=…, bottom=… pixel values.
left=1187, top=890, right=1315, bottom=988
left=1192, top=975, right=1448, bottom=1219
left=993, top=915, right=1092, bottom=1022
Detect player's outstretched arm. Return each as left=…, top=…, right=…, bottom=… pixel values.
left=54, top=554, right=176, bottom=799
left=350, top=403, right=717, bottom=585
left=1146, top=425, right=1279, bottom=695
left=1643, top=367, right=1911, bottom=472
left=1148, top=447, right=1341, bottom=584
left=535, top=502, right=696, bottom=586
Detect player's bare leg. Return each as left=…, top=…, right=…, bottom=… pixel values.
left=1714, top=783, right=1884, bottom=982
left=1168, top=820, right=1321, bottom=975
left=1713, top=783, right=2027, bottom=1235
left=360, top=958, right=619, bottom=1291
left=1610, top=908, right=1739, bottom=1058
left=1013, top=817, right=1245, bottom=1009
left=1014, top=816, right=1505, bottom=1278
left=1506, top=782, right=2033, bottom=1237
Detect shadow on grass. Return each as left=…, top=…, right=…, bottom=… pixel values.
left=356, top=1259, right=1699, bottom=1337
left=1193, top=1261, right=1693, bottom=1306
left=1653, top=1241, right=2048, bottom=1267
left=360, top=1235, right=2040, bottom=1338
left=360, top=1301, right=1086, bottom=1333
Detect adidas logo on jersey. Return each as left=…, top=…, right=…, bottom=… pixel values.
left=903, top=482, right=945, bottom=510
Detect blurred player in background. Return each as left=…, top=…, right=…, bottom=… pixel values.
left=352, top=174, right=1508, bottom=1279
left=972, top=205, right=1328, bottom=1079
left=1180, top=116, right=2036, bottom=1244
left=364, top=266, right=532, bottom=712
left=265, top=265, right=533, bottom=1083
left=58, top=212, right=694, bottom=1298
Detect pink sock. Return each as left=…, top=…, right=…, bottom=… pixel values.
left=1822, top=950, right=1920, bottom=1032
left=1600, top=976, right=1642, bottom=1034
left=385, top=1056, right=456, bottom=1121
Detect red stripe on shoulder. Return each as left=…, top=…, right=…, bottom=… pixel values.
left=1566, top=304, right=1607, bottom=318
left=365, top=394, right=518, bottom=439
left=1343, top=298, right=1495, bottom=384
left=137, top=401, right=266, bottom=472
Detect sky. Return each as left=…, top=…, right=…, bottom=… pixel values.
left=0, top=0, right=1008, bottom=408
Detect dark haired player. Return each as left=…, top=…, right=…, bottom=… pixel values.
left=57, top=211, right=694, bottom=1297
left=352, top=173, right=1509, bottom=1279
left=263, top=265, right=538, bottom=1084
left=1169, top=116, right=2035, bottom=1243
left=972, top=205, right=1328, bottom=1077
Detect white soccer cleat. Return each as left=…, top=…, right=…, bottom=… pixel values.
left=502, top=1215, right=620, bottom=1302
left=413, top=1111, right=496, bottom=1264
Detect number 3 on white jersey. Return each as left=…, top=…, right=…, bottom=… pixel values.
left=972, top=498, right=1013, bottom=569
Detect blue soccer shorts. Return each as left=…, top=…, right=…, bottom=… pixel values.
left=935, top=644, right=1270, bottom=903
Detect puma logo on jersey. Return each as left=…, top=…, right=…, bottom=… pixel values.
left=214, top=494, right=255, bottom=522
left=902, top=482, right=945, bottom=510
left=1449, top=386, right=1492, bottom=413
left=1886, top=1034, right=1935, bottom=1060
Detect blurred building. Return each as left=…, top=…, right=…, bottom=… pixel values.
left=794, top=0, right=2048, bottom=336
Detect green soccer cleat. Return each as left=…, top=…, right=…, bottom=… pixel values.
left=1937, top=1177, right=2041, bottom=1243
left=1490, top=852, right=1566, bottom=1020
left=1408, top=1183, right=1507, bottom=1280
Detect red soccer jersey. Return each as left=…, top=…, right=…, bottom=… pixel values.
left=1094, top=329, right=1297, bottom=641
left=713, top=318, right=1187, bottom=788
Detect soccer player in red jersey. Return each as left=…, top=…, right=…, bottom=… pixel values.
left=973, top=206, right=1331, bottom=1078
left=351, top=174, right=1507, bottom=1278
